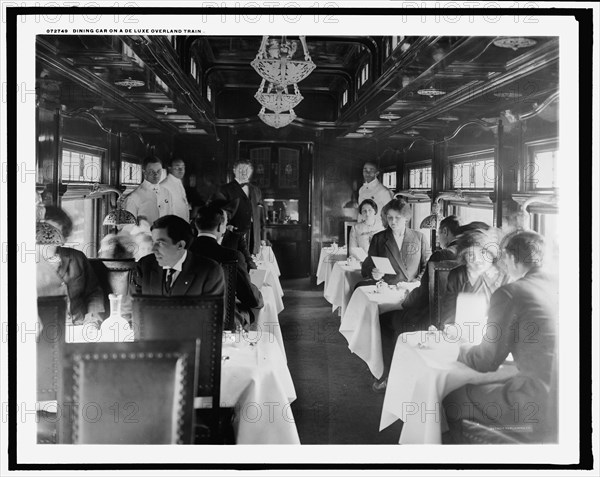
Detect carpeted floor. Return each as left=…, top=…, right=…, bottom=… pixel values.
left=278, top=278, right=403, bottom=444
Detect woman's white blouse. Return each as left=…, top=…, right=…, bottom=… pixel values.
left=349, top=218, right=385, bottom=259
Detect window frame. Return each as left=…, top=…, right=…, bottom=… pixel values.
left=407, top=162, right=433, bottom=190
left=447, top=148, right=496, bottom=191
left=523, top=138, right=558, bottom=192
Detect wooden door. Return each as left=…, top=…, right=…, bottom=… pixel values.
left=238, top=141, right=312, bottom=278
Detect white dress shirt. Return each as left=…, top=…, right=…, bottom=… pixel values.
left=358, top=178, right=394, bottom=217
left=124, top=180, right=173, bottom=225
left=161, top=174, right=190, bottom=222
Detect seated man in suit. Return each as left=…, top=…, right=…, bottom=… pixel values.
left=189, top=203, right=263, bottom=327
left=130, top=215, right=224, bottom=297
left=442, top=231, right=557, bottom=443
left=388, top=215, right=462, bottom=332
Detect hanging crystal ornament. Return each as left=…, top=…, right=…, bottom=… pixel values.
left=254, top=79, right=303, bottom=113
left=258, top=107, right=296, bottom=129
left=251, top=36, right=316, bottom=87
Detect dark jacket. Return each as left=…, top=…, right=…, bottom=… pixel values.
left=456, top=267, right=557, bottom=441
left=130, top=251, right=224, bottom=297
left=55, top=247, right=105, bottom=322
left=189, top=235, right=263, bottom=311
left=361, top=228, right=431, bottom=285
left=392, top=244, right=459, bottom=331
left=441, top=263, right=508, bottom=326
left=220, top=180, right=264, bottom=255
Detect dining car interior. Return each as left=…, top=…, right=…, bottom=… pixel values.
left=32, top=32, right=562, bottom=447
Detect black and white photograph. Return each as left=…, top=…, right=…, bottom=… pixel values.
left=1, top=2, right=597, bottom=475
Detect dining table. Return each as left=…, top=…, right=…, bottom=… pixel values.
left=338, top=282, right=419, bottom=379
left=252, top=283, right=287, bottom=360
left=379, top=330, right=517, bottom=444
left=256, top=260, right=284, bottom=313
left=254, top=245, right=281, bottom=277
left=323, top=260, right=363, bottom=316
left=61, top=322, right=300, bottom=445
left=315, top=246, right=348, bottom=287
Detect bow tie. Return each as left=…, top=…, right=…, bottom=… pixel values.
left=239, top=182, right=250, bottom=187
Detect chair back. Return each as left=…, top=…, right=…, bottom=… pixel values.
left=59, top=339, right=199, bottom=444
left=37, top=296, right=68, bottom=402
left=89, top=258, right=136, bottom=317
left=428, top=260, right=460, bottom=329
left=131, top=295, right=223, bottom=408
left=460, top=419, right=522, bottom=444
left=221, top=259, right=238, bottom=332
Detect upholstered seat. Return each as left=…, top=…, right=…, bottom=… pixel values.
left=60, top=339, right=199, bottom=444
left=428, top=260, right=460, bottom=329
left=131, top=295, right=232, bottom=443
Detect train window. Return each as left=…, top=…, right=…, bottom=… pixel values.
left=451, top=158, right=495, bottom=189
left=525, top=140, right=558, bottom=191
left=207, top=85, right=212, bottom=102
left=121, top=160, right=142, bottom=185
left=408, top=166, right=432, bottom=189
left=122, top=42, right=143, bottom=67
left=451, top=205, right=494, bottom=228
left=360, top=63, right=370, bottom=86
left=61, top=198, right=98, bottom=257
left=411, top=201, right=432, bottom=234
left=342, top=89, right=348, bottom=107
left=382, top=171, right=397, bottom=190
left=190, top=58, right=198, bottom=81
left=61, top=148, right=102, bottom=183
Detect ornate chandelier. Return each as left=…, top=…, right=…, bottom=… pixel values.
left=254, top=79, right=303, bottom=113
left=251, top=36, right=315, bottom=87
left=258, top=107, right=296, bottom=129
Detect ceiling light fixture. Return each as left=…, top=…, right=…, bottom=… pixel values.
left=251, top=36, right=316, bottom=87
left=493, top=37, right=537, bottom=51
left=379, top=112, right=401, bottom=121
left=417, top=87, right=446, bottom=98
left=437, top=115, right=459, bottom=122
left=357, top=127, right=373, bottom=135
left=114, top=77, right=145, bottom=89
left=254, top=79, right=303, bottom=113
left=155, top=105, right=177, bottom=115
left=404, top=129, right=419, bottom=136
left=179, top=123, right=196, bottom=130
left=258, top=108, right=296, bottom=129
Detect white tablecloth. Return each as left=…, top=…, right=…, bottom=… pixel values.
left=339, top=284, right=417, bottom=379
left=256, top=261, right=284, bottom=313
left=65, top=325, right=299, bottom=444
left=217, top=331, right=300, bottom=444
left=255, top=245, right=280, bottom=277
left=316, top=247, right=347, bottom=286
left=380, top=331, right=515, bottom=444
left=253, top=285, right=286, bottom=360
left=323, top=261, right=363, bottom=316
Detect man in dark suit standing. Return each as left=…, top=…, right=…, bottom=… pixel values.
left=219, top=159, right=265, bottom=258
left=130, top=215, right=224, bottom=297
left=190, top=203, right=263, bottom=326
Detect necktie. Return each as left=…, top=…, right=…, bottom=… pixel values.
left=165, top=268, right=175, bottom=294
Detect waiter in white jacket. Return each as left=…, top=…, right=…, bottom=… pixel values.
left=124, top=156, right=173, bottom=225
left=358, top=161, right=393, bottom=218
left=160, top=158, right=190, bottom=222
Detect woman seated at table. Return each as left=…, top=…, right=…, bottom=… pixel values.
left=348, top=199, right=385, bottom=262
left=442, top=231, right=557, bottom=443
left=36, top=205, right=105, bottom=326
left=441, top=226, right=509, bottom=326
left=360, top=198, right=431, bottom=286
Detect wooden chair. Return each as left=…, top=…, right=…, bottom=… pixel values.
left=37, top=296, right=68, bottom=444
left=221, top=259, right=238, bottom=332
left=59, top=339, right=199, bottom=444
left=89, top=258, right=136, bottom=318
left=428, top=260, right=460, bottom=329
left=37, top=296, right=68, bottom=402
left=131, top=295, right=233, bottom=444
